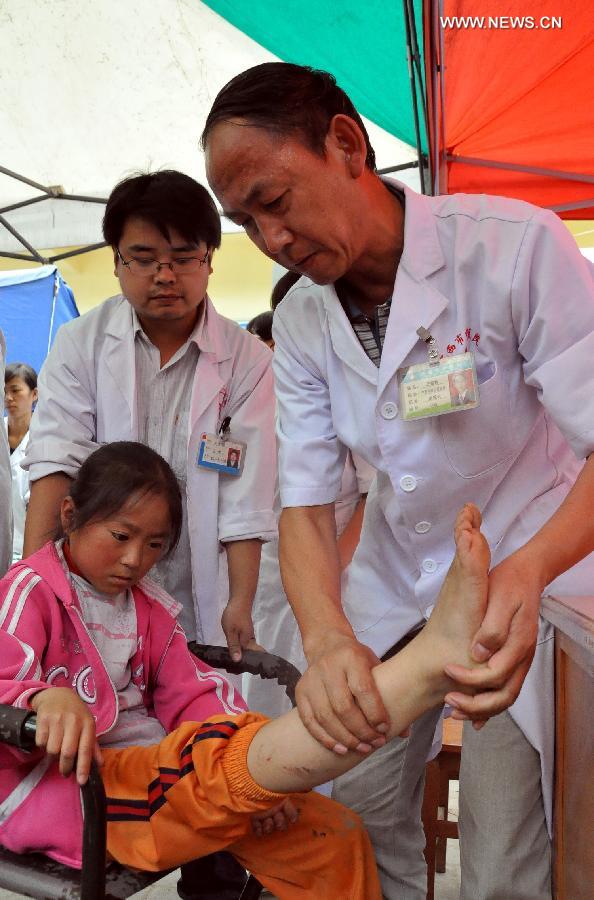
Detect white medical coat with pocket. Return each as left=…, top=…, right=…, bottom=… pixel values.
left=272, top=182, right=594, bottom=831
left=24, top=295, right=277, bottom=643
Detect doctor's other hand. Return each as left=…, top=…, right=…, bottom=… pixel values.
left=221, top=596, right=256, bottom=662
left=297, top=631, right=389, bottom=754
left=29, top=686, right=103, bottom=785
left=444, top=550, right=542, bottom=725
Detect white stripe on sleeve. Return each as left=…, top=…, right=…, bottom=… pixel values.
left=7, top=574, right=42, bottom=635
left=195, top=665, right=245, bottom=716
left=0, top=568, right=37, bottom=629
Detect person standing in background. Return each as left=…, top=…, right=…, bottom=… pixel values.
left=0, top=332, right=12, bottom=576
left=246, top=310, right=274, bottom=349
left=4, top=363, right=37, bottom=562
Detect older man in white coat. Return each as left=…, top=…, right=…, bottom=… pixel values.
left=0, top=331, right=13, bottom=577
left=23, top=171, right=276, bottom=655
left=203, top=64, right=594, bottom=899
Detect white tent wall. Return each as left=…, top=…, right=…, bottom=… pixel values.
left=0, top=0, right=419, bottom=251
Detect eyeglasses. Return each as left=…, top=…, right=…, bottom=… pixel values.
left=116, top=248, right=210, bottom=276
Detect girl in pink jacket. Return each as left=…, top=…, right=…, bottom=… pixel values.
left=0, top=441, right=489, bottom=897
left=0, top=441, right=381, bottom=898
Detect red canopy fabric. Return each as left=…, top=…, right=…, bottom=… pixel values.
left=425, top=0, right=594, bottom=217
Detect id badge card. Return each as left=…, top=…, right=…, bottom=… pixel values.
left=197, top=433, right=247, bottom=476
left=398, top=352, right=480, bottom=421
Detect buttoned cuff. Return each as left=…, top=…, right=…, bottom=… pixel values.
left=218, top=510, right=277, bottom=544
left=279, top=484, right=340, bottom=507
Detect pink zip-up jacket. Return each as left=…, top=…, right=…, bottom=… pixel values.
left=0, top=542, right=247, bottom=867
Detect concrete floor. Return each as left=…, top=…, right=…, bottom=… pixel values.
left=0, top=782, right=461, bottom=899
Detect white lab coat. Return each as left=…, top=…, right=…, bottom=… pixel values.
left=272, top=182, right=594, bottom=831
left=0, top=333, right=12, bottom=577
left=245, top=450, right=376, bottom=718
left=24, top=295, right=277, bottom=643
left=3, top=418, right=29, bottom=563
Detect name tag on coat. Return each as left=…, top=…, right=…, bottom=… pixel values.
left=197, top=433, right=246, bottom=476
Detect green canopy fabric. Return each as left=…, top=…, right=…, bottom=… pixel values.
left=202, top=0, right=426, bottom=151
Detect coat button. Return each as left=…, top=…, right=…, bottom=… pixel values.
left=399, top=474, right=417, bottom=492
left=422, top=558, right=438, bottom=574
left=415, top=521, right=431, bottom=534
left=380, top=401, right=398, bottom=419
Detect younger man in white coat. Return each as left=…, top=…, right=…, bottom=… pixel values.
left=23, top=171, right=276, bottom=650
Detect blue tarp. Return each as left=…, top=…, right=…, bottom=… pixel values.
left=0, top=266, right=79, bottom=376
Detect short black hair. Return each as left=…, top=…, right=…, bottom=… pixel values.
left=246, top=310, right=273, bottom=342
left=201, top=63, right=376, bottom=172
left=4, top=362, right=37, bottom=390
left=270, top=271, right=301, bottom=311
left=103, top=171, right=221, bottom=250
left=66, top=442, right=182, bottom=558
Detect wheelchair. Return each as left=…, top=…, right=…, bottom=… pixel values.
left=0, top=644, right=300, bottom=900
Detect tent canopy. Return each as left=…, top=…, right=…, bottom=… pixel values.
left=203, top=0, right=426, bottom=150
left=0, top=0, right=418, bottom=255
left=426, top=0, right=594, bottom=216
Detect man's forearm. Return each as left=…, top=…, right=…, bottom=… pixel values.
left=224, top=538, right=262, bottom=608
left=512, top=453, right=594, bottom=587
left=279, top=505, right=353, bottom=658
left=23, top=473, right=72, bottom=556
left=337, top=496, right=367, bottom=571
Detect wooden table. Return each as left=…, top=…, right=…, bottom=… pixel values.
left=541, top=595, right=594, bottom=900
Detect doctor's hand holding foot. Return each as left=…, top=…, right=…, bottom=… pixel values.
left=444, top=549, right=543, bottom=728
left=249, top=503, right=492, bottom=789
left=443, top=454, right=594, bottom=726
left=294, top=503, right=493, bottom=755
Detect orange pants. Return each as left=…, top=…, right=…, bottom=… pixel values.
left=102, top=712, right=381, bottom=899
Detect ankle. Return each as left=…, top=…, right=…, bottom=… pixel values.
left=413, top=630, right=455, bottom=703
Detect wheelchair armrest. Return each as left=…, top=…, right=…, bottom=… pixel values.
left=188, top=644, right=301, bottom=708
left=0, top=703, right=107, bottom=900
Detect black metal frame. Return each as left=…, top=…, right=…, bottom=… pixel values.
left=0, top=165, right=108, bottom=264
left=402, top=0, right=432, bottom=194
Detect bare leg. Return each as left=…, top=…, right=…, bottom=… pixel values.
left=247, top=504, right=490, bottom=792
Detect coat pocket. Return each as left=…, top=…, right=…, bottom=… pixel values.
left=439, top=365, right=517, bottom=477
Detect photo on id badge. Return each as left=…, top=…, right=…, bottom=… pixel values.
left=197, top=433, right=246, bottom=476
left=398, top=353, right=480, bottom=421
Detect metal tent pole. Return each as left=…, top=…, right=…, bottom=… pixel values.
left=403, top=0, right=427, bottom=193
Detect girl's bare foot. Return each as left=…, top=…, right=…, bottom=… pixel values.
left=419, top=504, right=491, bottom=693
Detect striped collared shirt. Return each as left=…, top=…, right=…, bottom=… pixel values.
left=342, top=297, right=393, bottom=366
left=338, top=185, right=404, bottom=365
left=133, top=308, right=201, bottom=639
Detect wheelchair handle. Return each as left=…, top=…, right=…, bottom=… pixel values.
left=0, top=704, right=37, bottom=750
left=189, top=644, right=301, bottom=707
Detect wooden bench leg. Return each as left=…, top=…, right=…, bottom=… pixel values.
left=422, top=759, right=440, bottom=900
left=436, top=761, right=449, bottom=874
